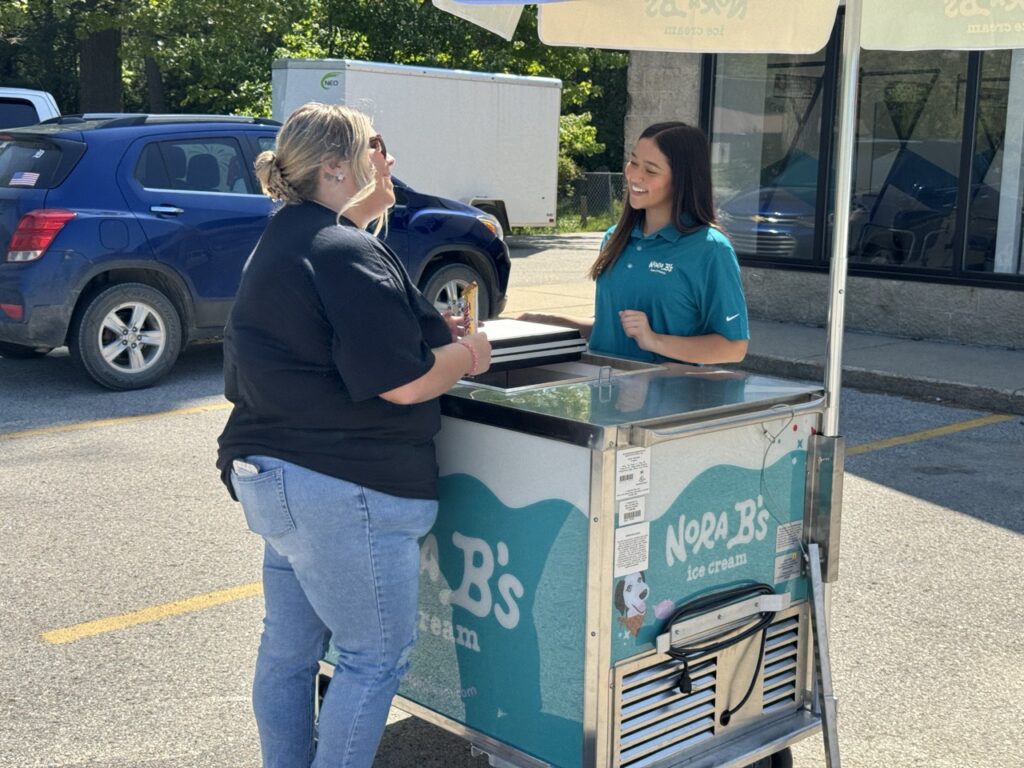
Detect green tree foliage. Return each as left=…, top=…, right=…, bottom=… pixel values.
left=0, top=1, right=81, bottom=110
left=558, top=111, right=604, bottom=196
left=120, top=0, right=308, bottom=114
left=0, top=0, right=627, bottom=172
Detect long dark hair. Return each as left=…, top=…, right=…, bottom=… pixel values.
left=589, top=122, right=720, bottom=280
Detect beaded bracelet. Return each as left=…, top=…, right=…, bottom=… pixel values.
left=456, top=339, right=478, bottom=376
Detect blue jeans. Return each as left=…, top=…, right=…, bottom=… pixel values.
left=231, top=455, right=438, bottom=768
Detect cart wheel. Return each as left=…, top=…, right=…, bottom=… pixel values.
left=745, top=748, right=793, bottom=768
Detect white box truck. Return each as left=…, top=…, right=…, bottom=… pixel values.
left=272, top=58, right=561, bottom=229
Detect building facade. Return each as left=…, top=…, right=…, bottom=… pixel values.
left=626, top=17, right=1023, bottom=349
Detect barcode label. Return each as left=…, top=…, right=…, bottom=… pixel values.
left=615, top=447, right=650, bottom=500
left=618, top=497, right=646, bottom=526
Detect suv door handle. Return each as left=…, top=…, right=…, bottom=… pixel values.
left=150, top=205, right=184, bottom=215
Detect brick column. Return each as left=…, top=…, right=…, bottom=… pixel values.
left=624, top=52, right=703, bottom=160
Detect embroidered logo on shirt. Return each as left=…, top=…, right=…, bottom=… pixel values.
left=648, top=260, right=674, bottom=275
left=726, top=313, right=740, bottom=322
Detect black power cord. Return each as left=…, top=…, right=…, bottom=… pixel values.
left=661, top=582, right=778, bottom=726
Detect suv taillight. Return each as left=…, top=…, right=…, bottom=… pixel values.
left=7, top=210, right=76, bottom=262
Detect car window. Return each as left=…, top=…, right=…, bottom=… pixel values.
left=134, top=137, right=253, bottom=194
left=0, top=99, right=41, bottom=130
left=135, top=143, right=172, bottom=189
left=0, top=138, right=65, bottom=189
left=257, top=136, right=276, bottom=153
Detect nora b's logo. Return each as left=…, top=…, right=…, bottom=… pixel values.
left=648, top=260, right=674, bottom=275
left=320, top=72, right=342, bottom=89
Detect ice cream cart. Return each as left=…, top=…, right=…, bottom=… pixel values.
left=315, top=1, right=1024, bottom=765
left=319, top=342, right=842, bottom=768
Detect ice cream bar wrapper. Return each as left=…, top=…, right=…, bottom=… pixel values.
left=464, top=281, right=479, bottom=335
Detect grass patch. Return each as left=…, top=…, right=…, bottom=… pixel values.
left=511, top=207, right=622, bottom=236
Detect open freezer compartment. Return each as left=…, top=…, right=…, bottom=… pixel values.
left=467, top=352, right=662, bottom=393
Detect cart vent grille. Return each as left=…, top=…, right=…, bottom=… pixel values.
left=616, top=657, right=717, bottom=767
left=762, top=615, right=800, bottom=714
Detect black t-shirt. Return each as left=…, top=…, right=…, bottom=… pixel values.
left=216, top=201, right=451, bottom=499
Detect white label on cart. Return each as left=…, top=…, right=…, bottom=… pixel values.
left=776, top=521, right=802, bottom=552
left=618, top=497, right=646, bottom=526
left=615, top=447, right=651, bottom=500
left=614, top=522, right=650, bottom=577
left=774, top=552, right=802, bottom=583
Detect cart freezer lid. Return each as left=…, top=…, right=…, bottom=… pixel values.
left=480, top=318, right=586, bottom=370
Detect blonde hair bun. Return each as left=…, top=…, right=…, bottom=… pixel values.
left=255, top=150, right=301, bottom=203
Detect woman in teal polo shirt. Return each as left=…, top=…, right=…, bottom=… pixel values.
left=522, top=121, right=748, bottom=365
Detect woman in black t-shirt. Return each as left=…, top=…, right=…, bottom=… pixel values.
left=217, top=103, right=491, bottom=768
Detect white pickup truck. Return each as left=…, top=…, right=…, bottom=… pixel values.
left=0, top=88, right=60, bottom=129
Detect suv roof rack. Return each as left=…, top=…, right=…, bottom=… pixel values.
left=38, top=114, right=141, bottom=126
left=39, top=114, right=281, bottom=128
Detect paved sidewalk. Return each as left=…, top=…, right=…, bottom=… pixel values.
left=741, top=318, right=1024, bottom=415
left=503, top=234, right=1024, bottom=414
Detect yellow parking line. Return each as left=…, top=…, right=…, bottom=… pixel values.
left=37, top=411, right=1015, bottom=644
left=41, top=582, right=263, bottom=645
left=0, top=401, right=231, bottom=442
left=847, top=413, right=1013, bottom=456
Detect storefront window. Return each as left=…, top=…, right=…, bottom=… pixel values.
left=848, top=50, right=969, bottom=270
left=712, top=54, right=827, bottom=262
left=710, top=38, right=1022, bottom=285
left=965, top=50, right=1024, bottom=275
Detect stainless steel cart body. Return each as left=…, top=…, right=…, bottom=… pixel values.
left=320, top=357, right=830, bottom=767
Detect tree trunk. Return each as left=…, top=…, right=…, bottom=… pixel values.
left=79, top=27, right=122, bottom=112
left=145, top=55, right=166, bottom=113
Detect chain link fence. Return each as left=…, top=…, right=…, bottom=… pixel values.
left=559, top=171, right=625, bottom=230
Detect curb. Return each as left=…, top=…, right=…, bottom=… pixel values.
left=740, top=353, right=1024, bottom=416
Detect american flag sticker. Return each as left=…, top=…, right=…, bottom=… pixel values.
left=9, top=171, right=40, bottom=187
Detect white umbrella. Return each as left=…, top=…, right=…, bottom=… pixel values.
left=432, top=0, right=523, bottom=40
left=436, top=0, right=1024, bottom=437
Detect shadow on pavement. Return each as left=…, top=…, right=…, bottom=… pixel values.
left=376, top=716, right=488, bottom=767
left=846, top=428, right=1023, bottom=535
left=836, top=389, right=1024, bottom=535
left=0, top=342, right=227, bottom=435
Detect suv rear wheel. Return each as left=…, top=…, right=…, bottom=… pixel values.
left=69, top=282, right=182, bottom=390
left=421, top=263, right=491, bottom=320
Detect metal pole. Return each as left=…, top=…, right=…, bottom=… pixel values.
left=823, top=0, right=863, bottom=438
left=808, top=543, right=842, bottom=767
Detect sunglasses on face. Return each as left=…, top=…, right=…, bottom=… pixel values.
left=369, top=134, right=387, bottom=158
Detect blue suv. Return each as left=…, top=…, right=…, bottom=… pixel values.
left=0, top=115, right=510, bottom=389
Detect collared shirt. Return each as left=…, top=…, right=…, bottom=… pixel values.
left=589, top=220, right=749, bottom=363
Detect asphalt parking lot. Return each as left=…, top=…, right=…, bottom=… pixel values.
left=1, top=239, right=1022, bottom=767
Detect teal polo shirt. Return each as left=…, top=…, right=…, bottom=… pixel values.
left=589, top=221, right=749, bottom=363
